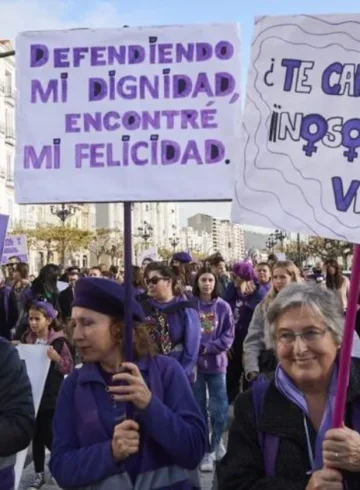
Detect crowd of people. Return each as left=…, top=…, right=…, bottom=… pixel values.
left=0, top=249, right=359, bottom=490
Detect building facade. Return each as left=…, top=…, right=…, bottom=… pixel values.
left=188, top=213, right=245, bottom=262
left=96, top=202, right=181, bottom=262
left=0, top=41, right=17, bottom=225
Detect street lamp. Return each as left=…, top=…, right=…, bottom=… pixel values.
left=50, top=203, right=77, bottom=265
left=138, top=221, right=153, bottom=245
left=266, top=235, right=277, bottom=253
left=169, top=234, right=180, bottom=252
left=274, top=229, right=287, bottom=252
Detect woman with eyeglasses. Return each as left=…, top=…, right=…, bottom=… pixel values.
left=140, top=262, right=201, bottom=383
left=219, top=283, right=360, bottom=490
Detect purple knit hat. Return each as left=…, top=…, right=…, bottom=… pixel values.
left=31, top=301, right=57, bottom=320
left=232, top=261, right=255, bottom=281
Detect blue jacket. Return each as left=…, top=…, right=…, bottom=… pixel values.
left=49, top=355, right=206, bottom=489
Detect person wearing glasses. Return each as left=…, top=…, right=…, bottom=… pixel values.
left=140, top=262, right=201, bottom=383
left=219, top=283, right=360, bottom=490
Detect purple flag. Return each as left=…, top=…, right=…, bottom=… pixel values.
left=0, top=214, right=9, bottom=264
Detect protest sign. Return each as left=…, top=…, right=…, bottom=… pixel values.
left=139, top=246, right=158, bottom=265
left=14, top=345, right=50, bottom=490
left=231, top=14, right=360, bottom=243
left=1, top=234, right=29, bottom=264
left=15, top=24, right=241, bottom=204
left=0, top=214, right=9, bottom=263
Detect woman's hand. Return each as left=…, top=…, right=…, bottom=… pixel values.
left=108, top=362, right=152, bottom=410
left=47, top=346, right=61, bottom=363
left=305, top=468, right=343, bottom=490
left=323, top=426, right=360, bottom=472
left=111, top=419, right=140, bottom=461
left=11, top=340, right=20, bottom=346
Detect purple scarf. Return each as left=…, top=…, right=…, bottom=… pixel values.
left=275, top=363, right=338, bottom=472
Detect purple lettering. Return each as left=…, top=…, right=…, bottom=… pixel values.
left=131, top=142, right=148, bottom=165
left=24, top=145, right=52, bottom=169
left=107, top=144, right=120, bottom=166
left=65, top=114, right=81, bottom=133
left=54, top=48, right=70, bottom=68
left=181, top=140, right=202, bottom=164
left=205, top=139, right=225, bottom=163
left=117, top=76, right=137, bottom=99
left=201, top=109, right=218, bottom=128
left=196, top=43, right=212, bottom=61
left=84, top=112, right=102, bottom=132
left=181, top=110, right=199, bottom=129
left=139, top=76, right=159, bottom=99
left=123, top=111, right=141, bottom=130
left=161, top=140, right=181, bottom=164
left=162, top=110, right=180, bottom=129
left=108, top=46, right=126, bottom=65
left=128, top=45, right=145, bottom=64
left=90, top=144, right=105, bottom=167
left=89, top=78, right=107, bottom=101
left=281, top=59, right=302, bottom=92
left=90, top=47, right=106, bottom=66
left=322, top=62, right=342, bottom=95
left=192, top=73, right=214, bottom=97
left=176, top=43, right=195, bottom=63
left=158, top=43, right=173, bottom=63
left=31, top=79, right=59, bottom=103
left=103, top=112, right=121, bottom=131
left=173, top=75, right=192, bottom=98
left=30, top=44, right=49, bottom=68
left=142, top=111, right=160, bottom=130
left=215, top=72, right=235, bottom=96
left=332, top=176, right=360, bottom=212
left=73, top=47, right=89, bottom=67
left=215, top=41, right=234, bottom=60
left=75, top=144, right=89, bottom=168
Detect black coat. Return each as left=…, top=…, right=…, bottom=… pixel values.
left=0, top=339, right=35, bottom=456
left=0, top=287, right=19, bottom=340
left=219, top=359, right=360, bottom=490
left=59, top=287, right=74, bottom=321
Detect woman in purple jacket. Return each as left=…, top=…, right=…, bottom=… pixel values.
left=192, top=267, right=235, bottom=473
left=49, top=277, right=206, bottom=490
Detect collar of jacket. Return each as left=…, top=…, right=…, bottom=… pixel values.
left=259, top=358, right=360, bottom=439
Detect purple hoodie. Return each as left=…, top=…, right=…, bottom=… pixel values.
left=196, top=297, right=235, bottom=374
left=145, top=296, right=201, bottom=379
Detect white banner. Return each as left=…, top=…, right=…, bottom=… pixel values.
left=16, top=24, right=241, bottom=204
left=1, top=234, right=29, bottom=265
left=232, top=14, right=360, bottom=243
left=138, top=246, right=158, bottom=265
left=15, top=345, right=51, bottom=490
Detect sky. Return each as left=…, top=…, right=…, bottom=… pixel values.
left=0, top=0, right=358, bottom=228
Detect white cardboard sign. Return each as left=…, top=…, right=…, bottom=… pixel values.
left=16, top=24, right=241, bottom=204
left=232, top=14, right=360, bottom=243
left=15, top=345, right=51, bottom=490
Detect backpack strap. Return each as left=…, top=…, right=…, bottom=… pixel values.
left=252, top=377, right=280, bottom=477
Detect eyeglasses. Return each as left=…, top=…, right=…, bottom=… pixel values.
left=276, top=328, right=329, bottom=345
left=145, top=276, right=169, bottom=286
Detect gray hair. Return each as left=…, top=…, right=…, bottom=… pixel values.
left=265, top=282, right=344, bottom=349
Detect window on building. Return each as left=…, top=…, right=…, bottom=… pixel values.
left=82, top=255, right=88, bottom=268
left=38, top=252, right=44, bottom=269
left=6, top=153, right=12, bottom=179
left=5, top=71, right=12, bottom=91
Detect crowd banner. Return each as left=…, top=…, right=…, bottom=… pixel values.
left=0, top=214, right=9, bottom=264
left=139, top=246, right=158, bottom=265
left=1, top=234, right=29, bottom=265
left=14, top=345, right=51, bottom=490
left=231, top=14, right=360, bottom=243
left=230, top=13, right=360, bottom=428
left=15, top=24, right=242, bottom=204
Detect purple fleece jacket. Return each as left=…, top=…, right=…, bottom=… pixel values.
left=196, top=297, right=235, bottom=374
